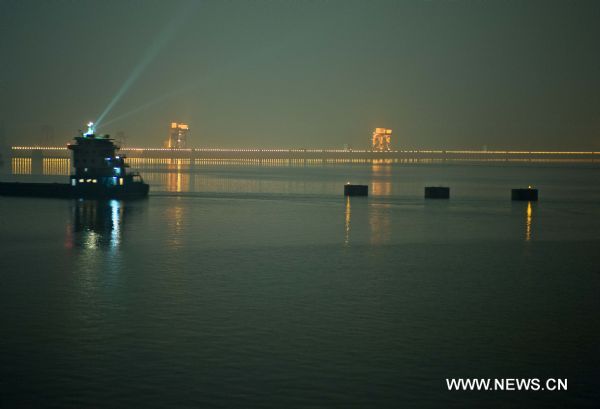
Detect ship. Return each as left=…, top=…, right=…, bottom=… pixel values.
left=0, top=123, right=149, bottom=199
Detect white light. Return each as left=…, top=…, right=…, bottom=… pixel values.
left=84, top=122, right=95, bottom=136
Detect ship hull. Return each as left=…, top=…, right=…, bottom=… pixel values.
left=0, top=182, right=149, bottom=199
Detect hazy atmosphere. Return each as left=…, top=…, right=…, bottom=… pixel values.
left=1, top=0, right=599, bottom=149
left=2, top=3, right=600, bottom=408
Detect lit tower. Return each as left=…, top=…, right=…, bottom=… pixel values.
left=165, top=122, right=190, bottom=148
left=372, top=128, right=392, bottom=151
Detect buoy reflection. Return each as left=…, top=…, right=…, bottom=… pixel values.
left=344, top=196, right=351, bottom=246
left=525, top=201, right=534, bottom=241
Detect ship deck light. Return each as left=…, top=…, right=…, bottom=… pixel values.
left=83, top=122, right=95, bottom=137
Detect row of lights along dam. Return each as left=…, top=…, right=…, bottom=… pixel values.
left=8, top=124, right=599, bottom=161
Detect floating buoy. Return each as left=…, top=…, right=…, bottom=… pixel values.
left=512, top=187, right=538, bottom=201
left=425, top=186, right=450, bottom=199
left=344, top=184, right=368, bottom=196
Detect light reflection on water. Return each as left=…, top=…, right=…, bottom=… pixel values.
left=110, top=200, right=122, bottom=249
left=369, top=203, right=392, bottom=245
left=525, top=201, right=534, bottom=242
left=166, top=203, right=185, bottom=250
left=344, top=196, right=351, bottom=246
left=166, top=162, right=190, bottom=192
left=371, top=161, right=393, bottom=196
left=68, top=199, right=125, bottom=250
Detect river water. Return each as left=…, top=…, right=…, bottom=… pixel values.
left=1, top=161, right=599, bottom=408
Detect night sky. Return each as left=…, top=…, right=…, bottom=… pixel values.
left=1, top=0, right=599, bottom=149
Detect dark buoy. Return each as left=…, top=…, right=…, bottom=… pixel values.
left=344, top=184, right=368, bottom=196
left=425, top=186, right=450, bottom=199
left=512, top=187, right=538, bottom=201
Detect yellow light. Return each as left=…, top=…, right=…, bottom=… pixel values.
left=525, top=201, right=533, bottom=242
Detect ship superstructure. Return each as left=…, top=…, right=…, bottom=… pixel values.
left=67, top=123, right=148, bottom=198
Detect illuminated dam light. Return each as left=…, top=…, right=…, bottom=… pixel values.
left=13, top=146, right=600, bottom=155
left=12, top=158, right=32, bottom=174
left=9, top=146, right=600, bottom=172
left=372, top=128, right=392, bottom=151
left=165, top=122, right=190, bottom=148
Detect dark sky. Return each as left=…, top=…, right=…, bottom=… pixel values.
left=1, top=0, right=599, bottom=149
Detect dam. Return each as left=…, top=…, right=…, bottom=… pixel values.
left=6, top=146, right=600, bottom=176
left=10, top=146, right=600, bottom=160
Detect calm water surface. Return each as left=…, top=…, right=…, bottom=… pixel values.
left=1, top=162, right=599, bottom=408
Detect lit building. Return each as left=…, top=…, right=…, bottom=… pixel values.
left=372, top=128, right=392, bottom=151
left=165, top=122, right=189, bottom=149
